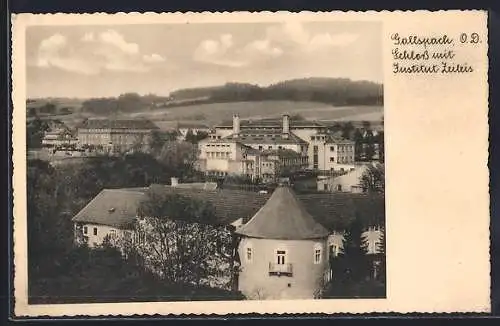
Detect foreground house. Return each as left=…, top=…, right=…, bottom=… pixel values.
left=72, top=180, right=385, bottom=299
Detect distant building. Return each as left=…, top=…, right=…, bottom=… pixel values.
left=76, top=118, right=158, bottom=153
left=209, top=114, right=355, bottom=172
left=317, top=165, right=370, bottom=193
left=41, top=128, right=78, bottom=148
left=176, top=122, right=211, bottom=141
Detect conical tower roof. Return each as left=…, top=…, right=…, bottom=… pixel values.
left=235, top=185, right=330, bottom=240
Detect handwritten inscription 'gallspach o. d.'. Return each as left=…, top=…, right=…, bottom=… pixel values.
left=391, top=33, right=479, bottom=74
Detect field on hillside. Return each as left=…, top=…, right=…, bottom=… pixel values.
left=127, top=101, right=383, bottom=130
left=29, top=100, right=383, bottom=131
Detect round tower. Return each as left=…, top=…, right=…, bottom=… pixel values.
left=235, top=185, right=330, bottom=300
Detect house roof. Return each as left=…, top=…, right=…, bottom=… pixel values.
left=235, top=185, right=330, bottom=240
left=223, top=129, right=308, bottom=145
left=77, top=119, right=159, bottom=130
left=261, top=148, right=303, bottom=158
left=216, top=118, right=326, bottom=129
left=72, top=189, right=145, bottom=228
left=72, top=185, right=385, bottom=231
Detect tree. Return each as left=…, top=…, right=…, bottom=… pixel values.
left=377, top=131, right=385, bottom=163
left=131, top=187, right=234, bottom=289
left=376, top=227, right=386, bottom=282
left=353, top=129, right=364, bottom=161
left=360, top=163, right=385, bottom=193
left=157, top=141, right=198, bottom=178
left=337, top=218, right=370, bottom=283
left=362, top=128, right=376, bottom=161
left=341, top=122, right=355, bottom=140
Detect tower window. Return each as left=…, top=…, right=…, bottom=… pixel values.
left=246, top=247, right=253, bottom=262
left=276, top=250, right=286, bottom=265
left=314, top=243, right=322, bottom=264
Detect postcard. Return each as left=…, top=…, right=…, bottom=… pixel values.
left=11, top=10, right=490, bottom=316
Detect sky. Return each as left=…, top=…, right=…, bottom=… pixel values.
left=26, top=21, right=382, bottom=98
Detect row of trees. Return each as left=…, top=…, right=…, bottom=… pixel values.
left=170, top=78, right=383, bottom=106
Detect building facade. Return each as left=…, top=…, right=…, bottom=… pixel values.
left=77, top=118, right=158, bottom=153
left=317, top=165, right=370, bottom=193
left=209, top=114, right=355, bottom=172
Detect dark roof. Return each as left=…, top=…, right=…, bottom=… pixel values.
left=217, top=118, right=326, bottom=129
left=235, top=186, right=330, bottom=240
left=261, top=148, right=303, bottom=158
left=223, top=129, right=308, bottom=145
left=72, top=185, right=385, bottom=231
left=77, top=119, right=159, bottom=130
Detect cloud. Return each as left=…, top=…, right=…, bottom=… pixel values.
left=265, top=22, right=359, bottom=52
left=98, top=29, right=139, bottom=55
left=193, top=33, right=282, bottom=67
left=143, top=53, right=166, bottom=63
left=243, top=39, right=283, bottom=58
left=34, top=30, right=166, bottom=75
left=193, top=34, right=244, bottom=67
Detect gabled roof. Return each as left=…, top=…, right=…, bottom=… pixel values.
left=235, top=186, right=330, bottom=240
left=216, top=118, right=326, bottom=129
left=77, top=119, right=159, bottom=130
left=72, top=189, right=145, bottom=228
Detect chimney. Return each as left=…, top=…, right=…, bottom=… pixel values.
left=282, top=114, right=290, bottom=137
left=233, top=114, right=240, bottom=136
left=170, top=177, right=179, bottom=187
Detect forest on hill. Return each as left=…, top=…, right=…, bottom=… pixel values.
left=28, top=78, right=383, bottom=117
left=169, top=78, right=383, bottom=107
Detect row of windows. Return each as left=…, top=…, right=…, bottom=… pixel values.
left=83, top=226, right=98, bottom=236
left=206, top=144, right=230, bottom=148
left=329, top=145, right=354, bottom=152
left=329, top=156, right=354, bottom=163
left=206, top=151, right=231, bottom=159
left=245, top=244, right=324, bottom=265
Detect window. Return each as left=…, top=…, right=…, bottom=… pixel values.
left=93, top=227, right=98, bottom=236
left=329, top=244, right=339, bottom=257
left=246, top=247, right=253, bottom=262
left=268, top=146, right=272, bottom=150
left=259, top=146, right=263, bottom=150
left=337, top=184, right=342, bottom=191
left=330, top=146, right=335, bottom=151
left=330, top=157, right=335, bottom=162
left=276, top=250, right=286, bottom=265
left=83, top=226, right=88, bottom=234
left=110, top=229, right=117, bottom=239
left=314, top=243, right=322, bottom=264
left=278, top=146, right=282, bottom=150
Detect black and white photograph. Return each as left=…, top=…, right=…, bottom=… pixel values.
left=24, top=19, right=385, bottom=303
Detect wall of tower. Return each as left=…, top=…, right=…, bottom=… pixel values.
left=237, top=237, right=328, bottom=300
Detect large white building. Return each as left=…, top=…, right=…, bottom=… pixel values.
left=198, top=114, right=356, bottom=177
